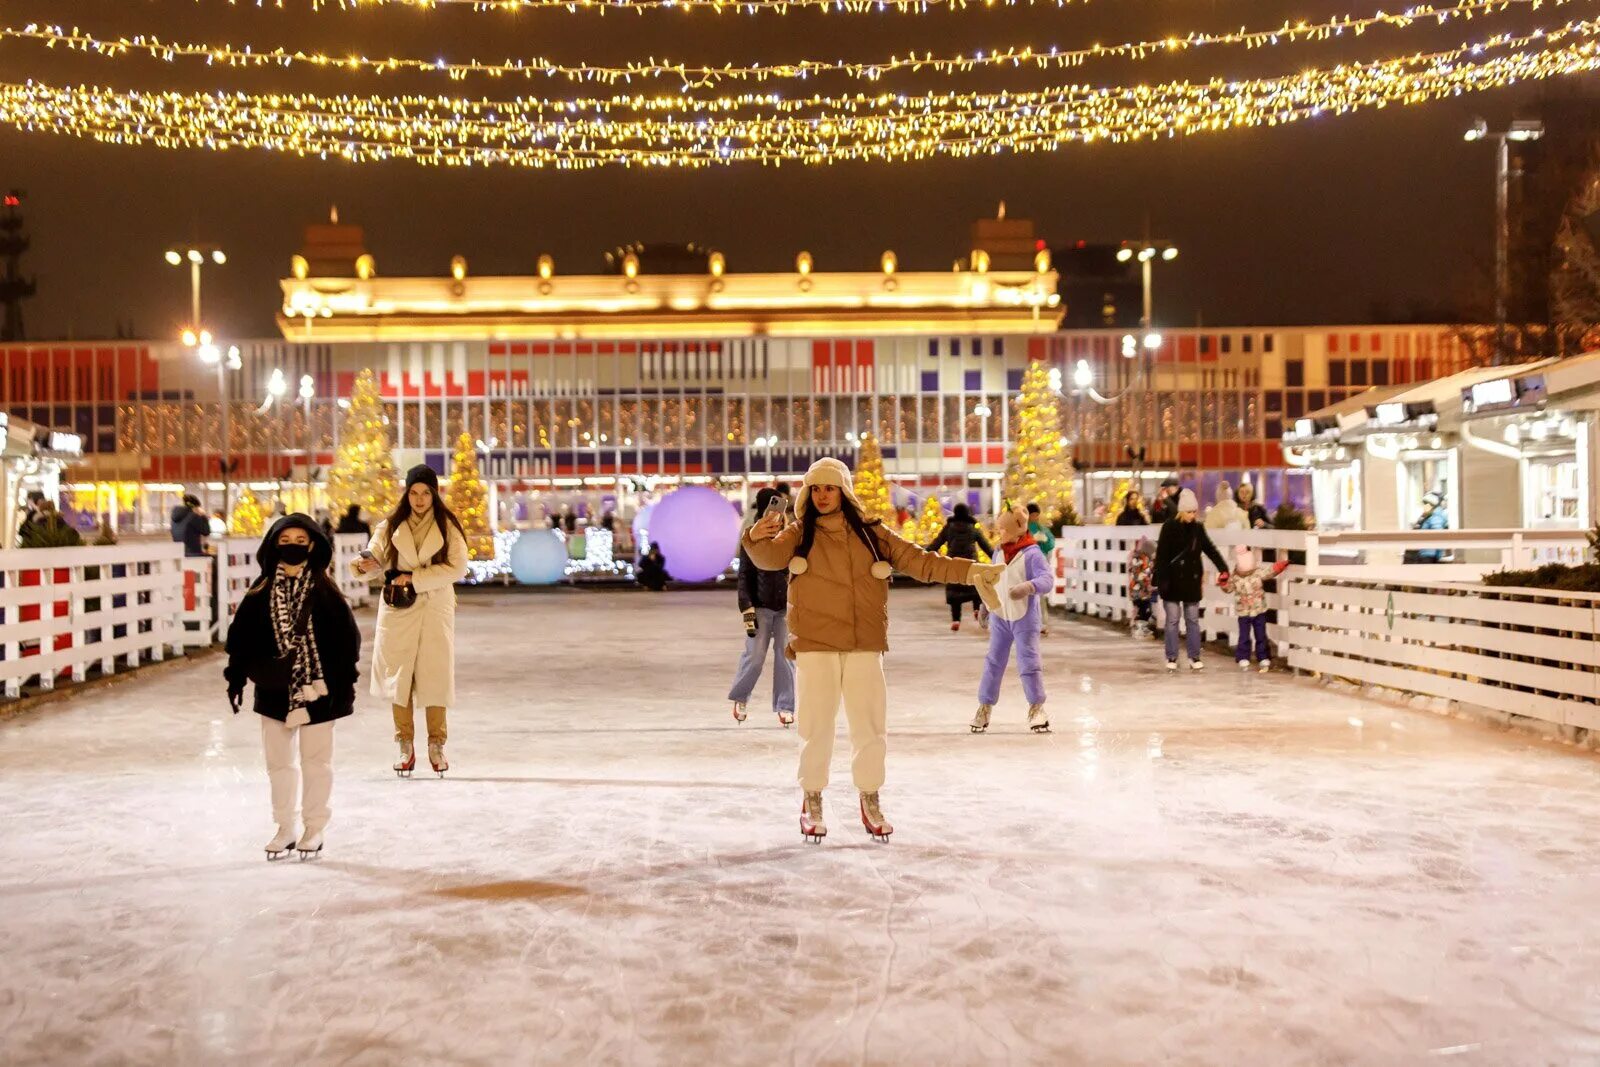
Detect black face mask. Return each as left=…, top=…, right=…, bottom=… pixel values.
left=278, top=543, right=312, bottom=566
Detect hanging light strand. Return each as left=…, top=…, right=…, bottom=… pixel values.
left=203, top=0, right=1090, bottom=15
left=0, top=0, right=1556, bottom=86
left=2, top=31, right=1597, bottom=165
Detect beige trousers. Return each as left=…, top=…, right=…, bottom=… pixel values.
left=392, top=695, right=447, bottom=745
left=795, top=651, right=888, bottom=793
left=261, top=717, right=334, bottom=833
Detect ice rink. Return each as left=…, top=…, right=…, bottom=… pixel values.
left=2, top=587, right=1599, bottom=1066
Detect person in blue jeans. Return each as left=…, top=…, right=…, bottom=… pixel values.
left=1152, top=489, right=1231, bottom=672
left=729, top=488, right=796, bottom=726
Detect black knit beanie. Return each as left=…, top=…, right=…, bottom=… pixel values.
left=405, top=464, right=440, bottom=491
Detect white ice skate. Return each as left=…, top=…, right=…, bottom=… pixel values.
left=296, top=828, right=324, bottom=860
left=265, top=826, right=298, bottom=861
left=732, top=700, right=748, bottom=723
left=428, top=741, right=449, bottom=778
left=970, top=704, right=992, bottom=734
left=1258, top=660, right=1272, bottom=673
left=1238, top=660, right=1251, bottom=672
left=1027, top=703, right=1050, bottom=733
left=800, top=792, right=826, bottom=843
left=393, top=739, right=416, bottom=779
left=1166, top=661, right=1178, bottom=673
left=1190, top=659, right=1205, bottom=672
left=859, top=792, right=893, bottom=842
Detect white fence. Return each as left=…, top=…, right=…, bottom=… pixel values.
left=0, top=542, right=187, bottom=699
left=1279, top=578, right=1600, bottom=733
left=1045, top=524, right=1599, bottom=734
left=5, top=534, right=373, bottom=699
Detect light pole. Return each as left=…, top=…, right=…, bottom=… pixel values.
left=186, top=332, right=241, bottom=518
left=168, top=244, right=231, bottom=514
left=1116, top=240, right=1179, bottom=333
left=300, top=374, right=316, bottom=509
left=165, top=245, right=226, bottom=337
left=1464, top=118, right=1544, bottom=365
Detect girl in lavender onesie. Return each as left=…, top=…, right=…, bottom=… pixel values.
left=970, top=506, right=1055, bottom=735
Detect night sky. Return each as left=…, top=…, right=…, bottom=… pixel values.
left=0, top=0, right=1590, bottom=340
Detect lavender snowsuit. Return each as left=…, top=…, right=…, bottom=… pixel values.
left=978, top=544, right=1053, bottom=706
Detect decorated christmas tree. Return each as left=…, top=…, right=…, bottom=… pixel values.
left=446, top=431, right=493, bottom=560
left=1003, top=360, right=1077, bottom=527
left=1552, top=155, right=1600, bottom=351
left=327, top=368, right=399, bottom=522
left=230, top=487, right=266, bottom=538
left=1103, top=479, right=1132, bottom=524
left=852, top=432, right=891, bottom=523
left=916, top=494, right=947, bottom=551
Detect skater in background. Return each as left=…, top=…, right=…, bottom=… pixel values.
left=744, top=458, right=1002, bottom=843
left=1153, top=489, right=1230, bottom=672
left=1117, top=490, right=1150, bottom=526
left=1408, top=491, right=1449, bottom=563
left=926, top=503, right=993, bottom=631
left=1149, top=476, right=1182, bottom=524
left=970, top=506, right=1054, bottom=735
left=1204, top=481, right=1246, bottom=531
left=353, top=465, right=469, bottom=778
left=1128, top=536, right=1156, bottom=637
left=226, top=515, right=361, bottom=860
left=728, top=488, right=795, bottom=726
left=637, top=542, right=669, bottom=591
left=1228, top=546, right=1289, bottom=672
left=336, top=503, right=371, bottom=538
left=1237, top=482, right=1270, bottom=530
left=170, top=493, right=210, bottom=557
left=1025, top=502, right=1057, bottom=555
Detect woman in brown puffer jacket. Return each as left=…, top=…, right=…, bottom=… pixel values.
left=744, top=457, right=1003, bottom=843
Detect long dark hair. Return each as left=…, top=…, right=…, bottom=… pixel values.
left=795, top=495, right=884, bottom=564
left=384, top=482, right=466, bottom=568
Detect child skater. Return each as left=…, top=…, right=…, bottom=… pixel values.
left=1127, top=536, right=1156, bottom=638
left=1229, top=546, right=1289, bottom=672
left=744, top=458, right=1003, bottom=843
left=226, top=514, right=361, bottom=861
left=970, top=505, right=1055, bottom=735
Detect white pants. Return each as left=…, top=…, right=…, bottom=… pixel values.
left=261, top=717, right=334, bottom=833
left=795, top=651, right=888, bottom=793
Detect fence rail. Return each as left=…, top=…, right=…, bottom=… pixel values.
left=4, top=534, right=373, bottom=700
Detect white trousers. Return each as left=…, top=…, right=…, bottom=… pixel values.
left=795, top=651, right=888, bottom=793
left=261, top=717, right=335, bottom=833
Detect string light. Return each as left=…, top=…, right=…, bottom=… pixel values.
left=2, top=21, right=1596, bottom=166
left=0, top=0, right=1547, bottom=87
left=197, top=0, right=1093, bottom=15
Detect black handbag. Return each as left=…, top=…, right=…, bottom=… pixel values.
left=383, top=577, right=417, bottom=609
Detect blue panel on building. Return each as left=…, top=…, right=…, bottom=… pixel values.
left=920, top=371, right=939, bottom=392
left=1006, top=369, right=1024, bottom=391
left=963, top=370, right=982, bottom=391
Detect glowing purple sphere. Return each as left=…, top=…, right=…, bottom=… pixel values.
left=651, top=486, right=740, bottom=583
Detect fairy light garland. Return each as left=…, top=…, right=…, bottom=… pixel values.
left=208, top=0, right=1091, bottom=15
left=1, top=0, right=1551, bottom=87
left=4, top=28, right=1598, bottom=165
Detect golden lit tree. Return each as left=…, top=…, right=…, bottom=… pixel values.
left=852, top=432, right=891, bottom=523
left=1003, top=360, right=1077, bottom=526
left=230, top=487, right=266, bottom=538
left=916, top=494, right=948, bottom=552
left=446, top=431, right=493, bottom=560
left=1104, top=479, right=1132, bottom=524
left=327, top=368, right=399, bottom=521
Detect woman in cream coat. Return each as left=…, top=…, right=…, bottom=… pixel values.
left=353, top=465, right=469, bottom=777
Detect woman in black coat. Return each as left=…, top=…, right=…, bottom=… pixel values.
left=927, top=503, right=994, bottom=631
left=225, top=514, right=361, bottom=861
left=1116, top=490, right=1151, bottom=526
left=1152, top=490, right=1230, bottom=671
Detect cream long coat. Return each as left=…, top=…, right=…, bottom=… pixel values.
left=360, top=517, right=469, bottom=707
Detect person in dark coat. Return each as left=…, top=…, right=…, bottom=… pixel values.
left=1153, top=489, right=1230, bottom=672
left=927, top=503, right=994, bottom=631
left=728, top=487, right=795, bottom=725
left=1236, top=482, right=1270, bottom=530
left=1148, top=477, right=1182, bottom=524
left=335, top=504, right=371, bottom=538
left=170, top=494, right=211, bottom=557
left=637, top=542, right=669, bottom=591
left=224, top=514, right=361, bottom=861
left=1117, top=490, right=1151, bottom=526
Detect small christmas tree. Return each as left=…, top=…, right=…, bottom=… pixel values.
left=917, top=494, right=947, bottom=552
left=1103, top=479, right=1132, bottom=525
left=447, top=431, right=493, bottom=560
left=231, top=487, right=266, bottom=538
left=853, top=432, right=891, bottom=523
left=1003, top=360, right=1077, bottom=527
left=327, top=368, right=400, bottom=522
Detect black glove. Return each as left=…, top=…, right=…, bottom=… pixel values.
left=742, top=608, right=758, bottom=637
left=227, top=686, right=244, bottom=715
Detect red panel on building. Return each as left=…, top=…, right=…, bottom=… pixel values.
left=1178, top=337, right=1197, bottom=363
left=1328, top=334, right=1340, bottom=354
left=943, top=447, right=964, bottom=459
left=1222, top=443, right=1242, bottom=467
left=1200, top=443, right=1220, bottom=467
left=1178, top=442, right=1200, bottom=467
left=1027, top=337, right=1047, bottom=362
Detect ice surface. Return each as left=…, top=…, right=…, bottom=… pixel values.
left=2, top=588, right=1599, bottom=1066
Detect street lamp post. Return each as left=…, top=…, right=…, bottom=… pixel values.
left=167, top=245, right=230, bottom=512
left=1116, top=240, right=1180, bottom=333
left=300, top=374, right=316, bottom=509
left=1465, top=118, right=1544, bottom=365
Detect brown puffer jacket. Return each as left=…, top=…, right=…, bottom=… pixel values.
left=743, top=511, right=974, bottom=655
